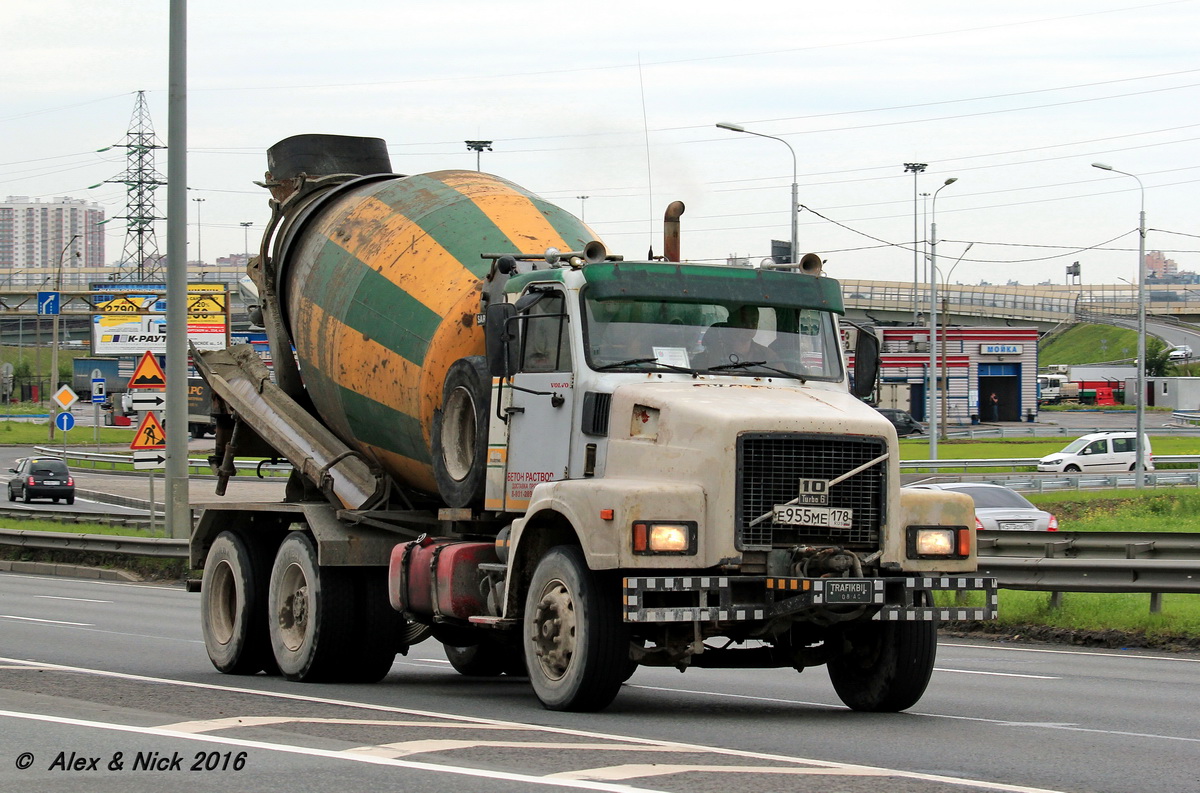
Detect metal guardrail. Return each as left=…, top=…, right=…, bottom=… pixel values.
left=976, top=530, right=1200, bottom=608
left=943, top=424, right=1200, bottom=439
left=31, top=446, right=293, bottom=477
left=0, top=528, right=187, bottom=558
left=1172, top=410, right=1200, bottom=426
left=902, top=454, right=1200, bottom=471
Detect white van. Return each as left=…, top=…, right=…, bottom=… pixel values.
left=1037, top=431, right=1154, bottom=473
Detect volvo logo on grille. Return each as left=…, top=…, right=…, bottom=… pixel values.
left=797, top=478, right=829, bottom=505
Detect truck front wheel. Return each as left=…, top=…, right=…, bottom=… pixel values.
left=523, top=546, right=629, bottom=712
left=201, top=531, right=274, bottom=675
left=826, top=619, right=937, bottom=712
left=267, top=532, right=355, bottom=682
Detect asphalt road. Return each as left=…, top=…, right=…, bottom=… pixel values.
left=1, top=572, right=1197, bottom=793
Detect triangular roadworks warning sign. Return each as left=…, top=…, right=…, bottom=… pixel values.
left=129, top=350, right=166, bottom=389
left=130, top=412, right=167, bottom=450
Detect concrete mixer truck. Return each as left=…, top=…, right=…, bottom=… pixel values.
left=189, top=133, right=996, bottom=713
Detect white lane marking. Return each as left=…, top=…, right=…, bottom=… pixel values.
left=626, top=683, right=838, bottom=710
left=934, top=667, right=1059, bottom=680
left=159, top=716, right=537, bottom=734
left=0, top=571, right=190, bottom=593
left=352, top=741, right=689, bottom=759
left=914, top=711, right=1200, bottom=744
left=0, top=615, right=92, bottom=626
left=552, top=764, right=899, bottom=781
left=0, top=710, right=659, bottom=793
left=627, top=683, right=1200, bottom=746
left=34, top=595, right=112, bottom=603
left=0, top=656, right=1074, bottom=793
left=0, top=616, right=202, bottom=645
left=940, top=641, right=1200, bottom=664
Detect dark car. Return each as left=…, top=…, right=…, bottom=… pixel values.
left=8, top=457, right=75, bottom=504
left=875, top=407, right=924, bottom=436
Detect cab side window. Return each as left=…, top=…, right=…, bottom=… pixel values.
left=1083, top=440, right=1107, bottom=455
left=521, top=291, right=571, bottom=373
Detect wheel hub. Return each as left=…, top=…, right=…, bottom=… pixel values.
left=276, top=562, right=310, bottom=652
left=530, top=579, right=576, bottom=680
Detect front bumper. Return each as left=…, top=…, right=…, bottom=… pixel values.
left=623, top=574, right=998, bottom=623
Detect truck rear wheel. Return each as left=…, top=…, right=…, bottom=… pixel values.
left=523, top=545, right=628, bottom=712
left=201, top=531, right=274, bottom=675
left=826, top=619, right=937, bottom=712
left=267, top=532, right=355, bottom=682
left=343, top=569, right=407, bottom=683
left=431, top=356, right=489, bottom=508
left=443, top=640, right=526, bottom=677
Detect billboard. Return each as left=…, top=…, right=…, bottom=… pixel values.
left=91, top=283, right=229, bottom=355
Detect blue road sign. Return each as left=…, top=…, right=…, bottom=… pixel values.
left=91, top=378, right=106, bottom=404
left=37, top=292, right=61, bottom=316
left=55, top=412, right=76, bottom=432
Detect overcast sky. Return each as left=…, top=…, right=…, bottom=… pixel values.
left=4, top=1, right=1199, bottom=287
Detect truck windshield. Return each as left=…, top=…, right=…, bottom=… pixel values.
left=582, top=295, right=843, bottom=381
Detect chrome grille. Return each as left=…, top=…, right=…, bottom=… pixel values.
left=736, top=433, right=886, bottom=549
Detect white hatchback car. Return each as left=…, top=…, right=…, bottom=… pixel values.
left=1037, top=431, right=1154, bottom=473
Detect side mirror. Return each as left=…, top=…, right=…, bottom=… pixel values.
left=851, top=326, right=879, bottom=400
left=485, top=302, right=520, bottom=378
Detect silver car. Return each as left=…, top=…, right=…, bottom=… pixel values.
left=908, top=483, right=1058, bottom=531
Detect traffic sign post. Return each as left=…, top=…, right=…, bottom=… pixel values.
left=37, top=292, right=61, bottom=316
left=130, top=411, right=166, bottom=451
left=132, top=450, right=167, bottom=470
left=55, top=411, right=75, bottom=454
left=128, top=349, right=168, bottom=537
left=92, top=368, right=104, bottom=449
left=129, top=350, right=167, bottom=389
left=128, top=391, right=166, bottom=411
left=51, top=385, right=79, bottom=411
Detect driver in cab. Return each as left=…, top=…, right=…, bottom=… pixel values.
left=696, top=305, right=773, bottom=369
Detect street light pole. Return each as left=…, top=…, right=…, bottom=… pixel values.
left=192, top=197, right=206, bottom=268
left=240, top=221, right=253, bottom=265
left=465, top=140, right=493, bottom=171
left=1092, top=162, right=1147, bottom=489
left=940, top=242, right=974, bottom=440
left=905, top=163, right=928, bottom=323
left=928, top=177, right=958, bottom=459
left=717, top=122, right=798, bottom=267
left=49, top=234, right=80, bottom=440
left=576, top=196, right=589, bottom=222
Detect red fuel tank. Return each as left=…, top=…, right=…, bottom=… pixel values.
left=388, top=539, right=497, bottom=621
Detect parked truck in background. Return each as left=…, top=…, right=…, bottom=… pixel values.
left=186, top=376, right=215, bottom=439
left=72, top=357, right=130, bottom=401
left=190, top=134, right=996, bottom=713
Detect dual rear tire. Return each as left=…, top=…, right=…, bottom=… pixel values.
left=201, top=530, right=414, bottom=683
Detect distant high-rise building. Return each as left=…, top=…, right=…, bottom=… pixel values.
left=1146, top=250, right=1177, bottom=279
left=0, top=195, right=106, bottom=272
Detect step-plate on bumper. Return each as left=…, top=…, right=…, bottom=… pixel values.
left=621, top=575, right=998, bottom=623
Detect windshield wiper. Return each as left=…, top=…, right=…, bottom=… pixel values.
left=594, top=357, right=659, bottom=370
left=705, top=360, right=807, bottom=382
left=594, top=357, right=703, bottom=376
